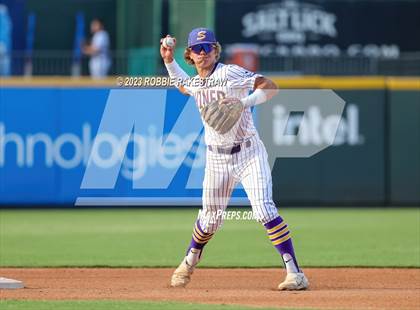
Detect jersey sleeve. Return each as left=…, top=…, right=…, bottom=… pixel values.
left=92, top=32, right=109, bottom=53
left=182, top=84, right=194, bottom=96
left=179, top=77, right=196, bottom=96
left=181, top=75, right=203, bottom=96
left=226, top=64, right=262, bottom=92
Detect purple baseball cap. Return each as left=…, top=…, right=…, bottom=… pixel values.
left=188, top=28, right=217, bottom=47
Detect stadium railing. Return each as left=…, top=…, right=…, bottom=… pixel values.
left=3, top=51, right=420, bottom=77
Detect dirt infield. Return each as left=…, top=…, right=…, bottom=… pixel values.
left=1, top=268, right=419, bottom=309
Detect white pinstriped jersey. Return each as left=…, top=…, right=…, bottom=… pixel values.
left=184, top=63, right=262, bottom=147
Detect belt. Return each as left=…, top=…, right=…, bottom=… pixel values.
left=208, top=140, right=251, bottom=155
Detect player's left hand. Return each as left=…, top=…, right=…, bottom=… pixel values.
left=200, top=97, right=243, bottom=134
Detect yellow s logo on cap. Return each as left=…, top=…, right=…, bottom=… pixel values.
left=197, top=31, right=206, bottom=41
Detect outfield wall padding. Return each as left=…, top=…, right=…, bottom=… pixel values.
left=0, top=77, right=419, bottom=206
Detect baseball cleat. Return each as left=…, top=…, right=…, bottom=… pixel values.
left=170, top=257, right=194, bottom=288
left=278, top=272, right=309, bottom=291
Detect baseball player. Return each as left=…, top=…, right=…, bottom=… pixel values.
left=160, top=28, right=308, bottom=291
left=83, top=18, right=111, bottom=79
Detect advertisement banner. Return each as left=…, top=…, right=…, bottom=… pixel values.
left=1, top=84, right=418, bottom=206
left=0, top=87, right=248, bottom=205
left=215, top=0, right=420, bottom=58
left=258, top=90, right=386, bottom=205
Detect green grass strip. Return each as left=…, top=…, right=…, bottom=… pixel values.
left=0, top=208, right=419, bottom=267
left=0, top=300, right=312, bottom=310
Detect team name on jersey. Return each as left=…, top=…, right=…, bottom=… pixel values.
left=195, top=89, right=226, bottom=110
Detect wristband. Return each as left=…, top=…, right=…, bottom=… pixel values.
left=240, top=89, right=268, bottom=108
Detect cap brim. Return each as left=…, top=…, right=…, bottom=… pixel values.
left=188, top=41, right=216, bottom=47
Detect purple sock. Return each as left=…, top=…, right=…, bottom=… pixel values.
left=185, top=220, right=213, bottom=255
left=183, top=221, right=214, bottom=267
left=264, top=216, right=301, bottom=272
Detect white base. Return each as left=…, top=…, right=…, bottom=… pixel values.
left=0, top=277, right=24, bottom=289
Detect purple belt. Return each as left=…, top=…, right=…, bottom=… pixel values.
left=208, top=140, right=251, bottom=155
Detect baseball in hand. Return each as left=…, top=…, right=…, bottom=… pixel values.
left=162, top=37, right=175, bottom=48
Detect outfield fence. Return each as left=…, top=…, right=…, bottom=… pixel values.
left=5, top=51, right=420, bottom=77
left=0, top=77, right=419, bottom=206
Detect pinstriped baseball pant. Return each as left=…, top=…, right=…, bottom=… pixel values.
left=199, top=135, right=279, bottom=234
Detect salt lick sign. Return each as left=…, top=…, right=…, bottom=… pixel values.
left=216, top=0, right=420, bottom=58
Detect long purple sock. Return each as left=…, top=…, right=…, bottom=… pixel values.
left=185, top=221, right=213, bottom=266
left=264, top=216, right=301, bottom=273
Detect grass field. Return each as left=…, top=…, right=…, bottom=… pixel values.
left=0, top=300, right=296, bottom=310
left=1, top=208, right=419, bottom=310
left=0, top=208, right=419, bottom=268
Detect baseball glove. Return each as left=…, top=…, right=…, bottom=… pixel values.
left=200, top=97, right=244, bottom=134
